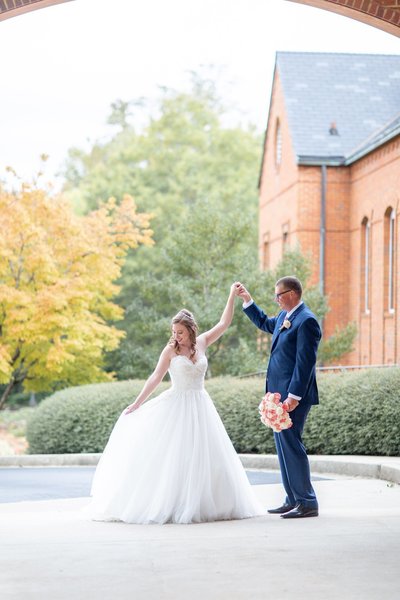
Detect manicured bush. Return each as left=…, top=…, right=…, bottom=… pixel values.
left=27, top=381, right=167, bottom=454
left=26, top=368, right=400, bottom=456
left=305, top=367, right=400, bottom=456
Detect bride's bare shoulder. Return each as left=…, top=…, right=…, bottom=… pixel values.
left=163, top=343, right=177, bottom=359
left=196, top=334, right=207, bottom=351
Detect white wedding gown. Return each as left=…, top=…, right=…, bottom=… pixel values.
left=87, top=354, right=265, bottom=524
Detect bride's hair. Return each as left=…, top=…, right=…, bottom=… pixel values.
left=169, top=309, right=198, bottom=359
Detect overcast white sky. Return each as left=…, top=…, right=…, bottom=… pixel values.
left=0, top=0, right=399, bottom=184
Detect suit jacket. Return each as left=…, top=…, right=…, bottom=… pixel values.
left=244, top=302, right=321, bottom=405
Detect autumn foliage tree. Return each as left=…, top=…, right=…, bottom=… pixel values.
left=0, top=179, right=153, bottom=408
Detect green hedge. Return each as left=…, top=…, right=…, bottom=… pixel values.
left=26, top=367, right=400, bottom=456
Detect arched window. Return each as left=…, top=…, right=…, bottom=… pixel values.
left=384, top=207, right=396, bottom=313
left=361, top=217, right=370, bottom=313
left=275, top=119, right=282, bottom=169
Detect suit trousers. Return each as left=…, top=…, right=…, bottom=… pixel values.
left=273, top=401, right=318, bottom=508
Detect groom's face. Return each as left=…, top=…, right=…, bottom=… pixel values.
left=274, top=285, right=296, bottom=312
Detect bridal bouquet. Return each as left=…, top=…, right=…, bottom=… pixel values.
left=258, top=392, right=293, bottom=433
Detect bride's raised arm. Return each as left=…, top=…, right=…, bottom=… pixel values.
left=198, top=282, right=239, bottom=348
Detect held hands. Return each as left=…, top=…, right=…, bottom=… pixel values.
left=231, top=282, right=242, bottom=296
left=282, top=398, right=299, bottom=412
left=233, top=281, right=252, bottom=304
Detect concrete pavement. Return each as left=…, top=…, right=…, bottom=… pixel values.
left=0, top=453, right=400, bottom=599
left=1, top=475, right=399, bottom=599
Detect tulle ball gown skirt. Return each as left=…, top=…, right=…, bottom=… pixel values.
left=87, top=355, right=265, bottom=524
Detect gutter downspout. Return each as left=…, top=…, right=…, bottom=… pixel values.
left=319, top=164, right=327, bottom=338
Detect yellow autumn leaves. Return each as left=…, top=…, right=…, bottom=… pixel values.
left=0, top=182, right=153, bottom=407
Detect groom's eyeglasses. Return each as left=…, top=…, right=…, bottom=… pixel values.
left=274, top=289, right=292, bottom=300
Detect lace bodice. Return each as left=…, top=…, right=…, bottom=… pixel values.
left=168, top=354, right=208, bottom=391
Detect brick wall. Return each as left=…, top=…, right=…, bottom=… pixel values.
left=259, top=69, right=400, bottom=366
left=348, top=137, right=400, bottom=365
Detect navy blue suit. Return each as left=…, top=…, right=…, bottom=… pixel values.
left=244, top=301, right=321, bottom=508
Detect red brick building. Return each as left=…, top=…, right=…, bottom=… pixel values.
left=259, top=52, right=400, bottom=365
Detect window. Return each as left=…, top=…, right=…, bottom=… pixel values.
left=275, top=119, right=282, bottom=169
left=384, top=207, right=396, bottom=313
left=361, top=217, right=370, bottom=313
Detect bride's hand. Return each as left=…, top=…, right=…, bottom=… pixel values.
left=231, top=281, right=241, bottom=295
left=125, top=402, right=140, bottom=415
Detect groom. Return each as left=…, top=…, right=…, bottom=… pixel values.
left=236, top=277, right=321, bottom=519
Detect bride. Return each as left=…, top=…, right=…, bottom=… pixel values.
left=87, top=283, right=265, bottom=524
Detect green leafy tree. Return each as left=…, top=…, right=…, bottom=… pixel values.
left=63, top=76, right=355, bottom=379
left=62, top=76, right=263, bottom=377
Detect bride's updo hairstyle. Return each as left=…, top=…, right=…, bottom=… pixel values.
left=170, top=309, right=198, bottom=360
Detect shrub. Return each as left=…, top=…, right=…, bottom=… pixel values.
left=26, top=368, right=400, bottom=456
left=26, top=381, right=167, bottom=454
left=305, top=367, right=400, bottom=456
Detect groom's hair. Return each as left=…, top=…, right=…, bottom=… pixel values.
left=276, top=276, right=303, bottom=297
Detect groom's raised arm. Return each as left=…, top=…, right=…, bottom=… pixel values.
left=235, top=282, right=277, bottom=334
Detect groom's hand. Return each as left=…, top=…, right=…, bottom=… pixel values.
left=282, top=398, right=299, bottom=412
left=236, top=282, right=252, bottom=303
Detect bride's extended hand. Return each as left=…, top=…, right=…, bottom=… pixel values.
left=232, top=281, right=242, bottom=296
left=125, top=402, right=140, bottom=415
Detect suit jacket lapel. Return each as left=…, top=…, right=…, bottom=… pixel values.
left=289, top=303, right=306, bottom=324
left=271, top=311, right=286, bottom=352
left=270, top=304, right=306, bottom=353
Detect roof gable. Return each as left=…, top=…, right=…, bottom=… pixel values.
left=276, top=52, right=400, bottom=165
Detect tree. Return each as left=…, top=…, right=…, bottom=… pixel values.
left=107, top=99, right=134, bottom=131
left=62, top=77, right=263, bottom=378
left=0, top=178, right=153, bottom=408
left=111, top=198, right=262, bottom=379
left=62, top=77, right=355, bottom=379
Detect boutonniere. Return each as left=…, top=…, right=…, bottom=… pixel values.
left=280, top=319, right=291, bottom=331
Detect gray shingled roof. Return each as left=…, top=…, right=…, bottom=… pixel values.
left=345, top=111, right=400, bottom=164
left=276, top=52, right=400, bottom=165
